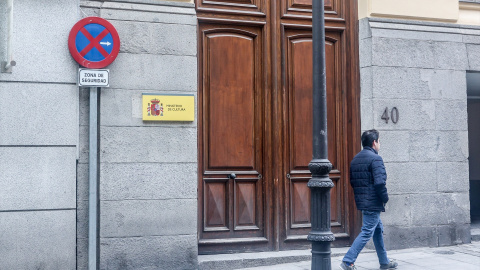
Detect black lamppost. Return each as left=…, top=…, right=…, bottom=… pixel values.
left=308, top=0, right=334, bottom=269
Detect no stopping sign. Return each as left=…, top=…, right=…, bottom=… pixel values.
left=68, top=17, right=120, bottom=69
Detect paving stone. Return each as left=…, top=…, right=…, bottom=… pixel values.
left=232, top=243, right=480, bottom=270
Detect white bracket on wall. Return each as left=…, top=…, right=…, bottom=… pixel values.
left=1, top=0, right=15, bottom=73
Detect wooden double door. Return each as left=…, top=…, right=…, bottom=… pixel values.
left=197, top=0, right=361, bottom=254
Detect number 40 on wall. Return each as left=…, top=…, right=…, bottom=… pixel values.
left=381, top=107, right=399, bottom=124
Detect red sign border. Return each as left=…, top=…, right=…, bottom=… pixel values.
left=68, top=17, right=120, bottom=69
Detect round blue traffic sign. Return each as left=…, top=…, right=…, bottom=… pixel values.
left=68, top=17, right=120, bottom=69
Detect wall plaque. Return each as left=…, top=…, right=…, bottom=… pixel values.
left=142, top=93, right=194, bottom=121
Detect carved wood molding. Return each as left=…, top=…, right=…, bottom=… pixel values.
left=281, top=0, right=343, bottom=20
left=196, top=0, right=266, bottom=17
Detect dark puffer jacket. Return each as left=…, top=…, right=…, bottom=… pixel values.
left=350, top=146, right=389, bottom=212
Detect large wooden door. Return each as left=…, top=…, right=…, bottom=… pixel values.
left=197, top=0, right=360, bottom=254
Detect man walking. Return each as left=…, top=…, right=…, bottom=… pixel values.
left=340, top=129, right=398, bottom=270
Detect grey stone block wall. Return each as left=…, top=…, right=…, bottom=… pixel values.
left=359, top=17, right=477, bottom=249
left=0, top=147, right=76, bottom=210
left=0, top=0, right=78, bottom=269
left=78, top=1, right=197, bottom=269
left=0, top=211, right=76, bottom=270
left=100, top=235, right=198, bottom=270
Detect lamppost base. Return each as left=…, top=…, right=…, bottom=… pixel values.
left=310, top=241, right=333, bottom=270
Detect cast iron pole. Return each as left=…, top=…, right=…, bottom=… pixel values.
left=308, top=0, right=334, bottom=269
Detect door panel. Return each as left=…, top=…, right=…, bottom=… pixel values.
left=291, top=178, right=311, bottom=227
left=287, top=34, right=339, bottom=171
left=198, top=24, right=269, bottom=253
left=204, top=181, right=228, bottom=230
left=207, top=32, right=256, bottom=169
left=282, top=29, right=346, bottom=247
left=235, top=178, right=260, bottom=230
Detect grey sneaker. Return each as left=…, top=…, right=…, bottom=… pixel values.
left=339, top=261, right=357, bottom=270
left=380, top=259, right=398, bottom=269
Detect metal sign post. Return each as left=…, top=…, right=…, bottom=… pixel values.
left=68, top=16, right=120, bottom=270
left=88, top=86, right=100, bottom=270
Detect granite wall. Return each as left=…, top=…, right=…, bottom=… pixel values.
left=0, top=0, right=79, bottom=269
left=77, top=1, right=198, bottom=269
left=359, top=17, right=478, bottom=249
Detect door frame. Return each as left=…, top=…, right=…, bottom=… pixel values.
left=196, top=0, right=362, bottom=254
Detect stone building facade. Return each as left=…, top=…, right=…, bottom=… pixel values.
left=360, top=17, right=473, bottom=248
left=0, top=0, right=478, bottom=269
left=359, top=0, right=480, bottom=249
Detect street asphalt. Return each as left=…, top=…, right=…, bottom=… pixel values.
left=237, top=241, right=480, bottom=270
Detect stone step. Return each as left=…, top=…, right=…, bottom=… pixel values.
left=471, top=228, right=480, bottom=242
left=471, top=219, right=480, bottom=242
left=198, top=247, right=358, bottom=270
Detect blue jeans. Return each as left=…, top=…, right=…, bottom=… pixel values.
left=343, top=211, right=389, bottom=265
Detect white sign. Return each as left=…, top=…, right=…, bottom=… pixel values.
left=78, top=69, right=109, bottom=87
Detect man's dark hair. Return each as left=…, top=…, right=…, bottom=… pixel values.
left=361, top=129, right=379, bottom=148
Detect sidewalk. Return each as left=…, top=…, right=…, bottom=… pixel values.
left=236, top=241, right=480, bottom=270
